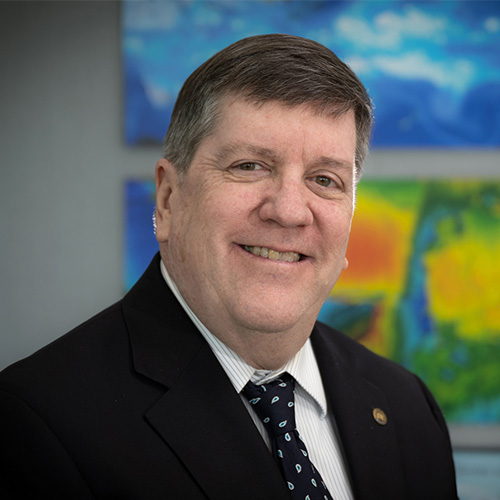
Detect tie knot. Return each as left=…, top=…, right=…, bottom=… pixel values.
left=242, top=373, right=296, bottom=436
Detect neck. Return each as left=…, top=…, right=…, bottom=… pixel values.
left=209, top=322, right=313, bottom=371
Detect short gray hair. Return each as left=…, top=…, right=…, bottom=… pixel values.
left=163, top=34, right=373, bottom=180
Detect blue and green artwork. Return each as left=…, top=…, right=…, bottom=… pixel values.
left=123, top=0, right=500, bottom=148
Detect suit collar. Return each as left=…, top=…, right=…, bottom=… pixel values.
left=122, top=254, right=290, bottom=500
left=311, top=323, right=409, bottom=500
left=122, top=253, right=206, bottom=388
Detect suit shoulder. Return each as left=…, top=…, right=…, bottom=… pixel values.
left=0, top=300, right=128, bottom=396
left=312, top=320, right=451, bottom=436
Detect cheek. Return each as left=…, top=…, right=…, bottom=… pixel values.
left=170, top=200, right=221, bottom=266
left=321, top=207, right=353, bottom=245
left=202, top=189, right=253, bottom=236
left=166, top=201, right=200, bottom=264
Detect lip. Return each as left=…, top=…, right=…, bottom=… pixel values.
left=238, top=244, right=309, bottom=262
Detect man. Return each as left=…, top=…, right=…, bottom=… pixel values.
left=0, top=34, right=457, bottom=499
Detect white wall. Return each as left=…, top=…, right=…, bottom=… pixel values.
left=0, top=1, right=153, bottom=368
left=1, top=0, right=499, bottom=374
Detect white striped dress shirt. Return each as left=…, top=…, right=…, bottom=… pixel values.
left=161, top=261, right=354, bottom=500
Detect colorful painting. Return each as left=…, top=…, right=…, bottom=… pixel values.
left=319, top=180, right=500, bottom=425
left=124, top=178, right=500, bottom=425
left=122, top=0, right=500, bottom=148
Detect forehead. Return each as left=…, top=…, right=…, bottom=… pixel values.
left=202, top=98, right=357, bottom=165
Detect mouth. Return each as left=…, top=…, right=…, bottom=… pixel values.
left=241, top=245, right=304, bottom=263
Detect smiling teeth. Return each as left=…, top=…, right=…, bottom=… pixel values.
left=243, top=245, right=301, bottom=262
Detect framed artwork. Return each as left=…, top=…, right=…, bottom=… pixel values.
left=122, top=0, right=500, bottom=148
left=124, top=178, right=500, bottom=432
left=319, top=180, right=500, bottom=428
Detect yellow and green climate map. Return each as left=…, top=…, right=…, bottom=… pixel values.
left=319, top=180, right=500, bottom=424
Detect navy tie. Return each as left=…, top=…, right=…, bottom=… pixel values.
left=243, top=373, right=332, bottom=500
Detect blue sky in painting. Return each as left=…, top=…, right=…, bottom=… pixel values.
left=123, top=0, right=500, bottom=147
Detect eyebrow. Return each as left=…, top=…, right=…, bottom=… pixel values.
left=213, top=143, right=281, bottom=164
left=314, top=156, right=354, bottom=173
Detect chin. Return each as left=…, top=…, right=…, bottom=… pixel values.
left=232, top=303, right=315, bottom=335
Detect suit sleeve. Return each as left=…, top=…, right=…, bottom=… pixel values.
left=0, top=390, right=95, bottom=499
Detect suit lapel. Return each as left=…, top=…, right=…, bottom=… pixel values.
left=145, top=340, right=290, bottom=500
left=122, top=255, right=290, bottom=500
left=311, top=324, right=408, bottom=500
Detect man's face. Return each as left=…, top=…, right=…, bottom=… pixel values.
left=155, top=99, right=356, bottom=351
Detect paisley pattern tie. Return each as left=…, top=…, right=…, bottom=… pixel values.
left=243, top=373, right=332, bottom=500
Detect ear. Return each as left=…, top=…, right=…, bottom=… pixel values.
left=342, top=257, right=349, bottom=270
left=155, top=159, right=179, bottom=243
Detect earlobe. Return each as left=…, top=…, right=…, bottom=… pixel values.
left=154, top=159, right=178, bottom=243
left=343, top=257, right=349, bottom=270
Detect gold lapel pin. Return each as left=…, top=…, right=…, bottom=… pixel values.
left=373, top=408, right=388, bottom=426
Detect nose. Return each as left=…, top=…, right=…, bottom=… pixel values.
left=258, top=176, right=314, bottom=227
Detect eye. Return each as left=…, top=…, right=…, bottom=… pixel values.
left=307, top=173, right=345, bottom=199
left=314, top=175, right=334, bottom=187
left=237, top=162, right=262, bottom=171
left=228, top=161, right=269, bottom=180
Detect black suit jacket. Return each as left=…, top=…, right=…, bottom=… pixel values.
left=0, top=254, right=458, bottom=499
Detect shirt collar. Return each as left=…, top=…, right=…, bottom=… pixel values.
left=160, top=259, right=328, bottom=418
